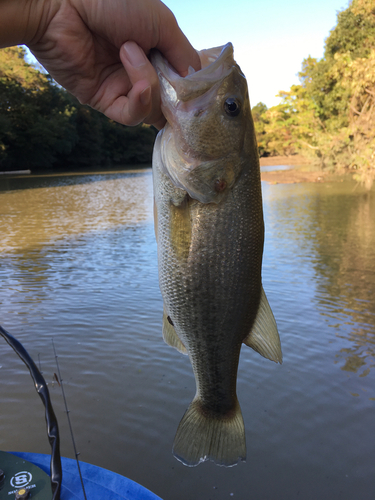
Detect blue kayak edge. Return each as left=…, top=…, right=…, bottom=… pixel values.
left=10, top=452, right=163, bottom=500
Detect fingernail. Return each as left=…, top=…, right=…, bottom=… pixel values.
left=140, top=86, right=151, bottom=107
left=123, top=41, right=146, bottom=68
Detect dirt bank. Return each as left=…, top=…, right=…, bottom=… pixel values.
left=261, top=169, right=329, bottom=184
left=259, top=155, right=328, bottom=184
left=259, top=155, right=310, bottom=167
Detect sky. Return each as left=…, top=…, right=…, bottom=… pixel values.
left=162, top=0, right=350, bottom=108
left=23, top=0, right=350, bottom=110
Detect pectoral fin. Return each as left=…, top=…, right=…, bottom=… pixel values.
left=170, top=194, right=192, bottom=261
left=243, top=287, right=282, bottom=364
left=163, top=310, right=188, bottom=355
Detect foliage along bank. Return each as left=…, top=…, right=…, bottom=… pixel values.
left=0, top=46, right=157, bottom=171
left=252, top=0, right=375, bottom=177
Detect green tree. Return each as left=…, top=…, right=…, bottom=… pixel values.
left=0, top=46, right=156, bottom=171
left=252, top=102, right=268, bottom=156
left=256, top=0, right=375, bottom=173
left=325, top=0, right=375, bottom=59
left=0, top=48, right=77, bottom=169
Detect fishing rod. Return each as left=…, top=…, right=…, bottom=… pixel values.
left=52, top=339, right=88, bottom=500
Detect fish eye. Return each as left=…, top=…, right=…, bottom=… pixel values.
left=224, top=98, right=241, bottom=117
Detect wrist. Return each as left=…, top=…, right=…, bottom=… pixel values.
left=0, top=0, right=58, bottom=48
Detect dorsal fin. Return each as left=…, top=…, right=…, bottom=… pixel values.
left=243, top=287, right=282, bottom=364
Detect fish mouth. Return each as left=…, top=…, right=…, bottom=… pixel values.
left=151, top=43, right=237, bottom=106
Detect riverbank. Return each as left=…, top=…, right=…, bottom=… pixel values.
left=259, top=155, right=310, bottom=167
left=260, top=155, right=329, bottom=184
left=0, top=156, right=334, bottom=185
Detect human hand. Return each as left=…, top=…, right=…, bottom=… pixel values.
left=4, top=0, right=200, bottom=128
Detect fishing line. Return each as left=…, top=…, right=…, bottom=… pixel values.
left=52, top=339, right=88, bottom=500
left=0, top=325, right=62, bottom=500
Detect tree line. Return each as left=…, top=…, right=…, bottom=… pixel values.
left=1, top=0, right=373, bottom=175
left=0, top=46, right=157, bottom=171
left=252, top=0, right=375, bottom=177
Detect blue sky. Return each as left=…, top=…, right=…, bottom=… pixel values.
left=163, top=0, right=349, bottom=108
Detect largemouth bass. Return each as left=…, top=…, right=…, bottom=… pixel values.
left=151, top=43, right=282, bottom=467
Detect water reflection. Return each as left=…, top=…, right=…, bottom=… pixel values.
left=263, top=179, right=375, bottom=381
left=312, top=187, right=375, bottom=379
left=0, top=167, right=148, bottom=192
left=0, top=170, right=153, bottom=253
left=1, top=170, right=375, bottom=498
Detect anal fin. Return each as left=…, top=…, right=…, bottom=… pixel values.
left=163, top=309, right=188, bottom=355
left=243, top=286, right=282, bottom=364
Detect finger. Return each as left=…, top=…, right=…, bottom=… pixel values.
left=104, top=80, right=150, bottom=126
left=118, top=41, right=164, bottom=127
left=102, top=78, right=165, bottom=129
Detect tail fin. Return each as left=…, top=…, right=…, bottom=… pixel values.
left=172, top=398, right=246, bottom=467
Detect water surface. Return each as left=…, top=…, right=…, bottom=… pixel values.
left=0, top=169, right=374, bottom=499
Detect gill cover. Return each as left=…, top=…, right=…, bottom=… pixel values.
left=151, top=43, right=252, bottom=204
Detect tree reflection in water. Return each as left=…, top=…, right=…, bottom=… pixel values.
left=264, top=178, right=375, bottom=386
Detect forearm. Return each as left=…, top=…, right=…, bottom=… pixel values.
left=0, top=0, right=58, bottom=48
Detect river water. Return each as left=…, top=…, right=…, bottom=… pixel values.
left=0, top=168, right=374, bottom=499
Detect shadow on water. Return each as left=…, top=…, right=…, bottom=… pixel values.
left=0, top=165, right=151, bottom=192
